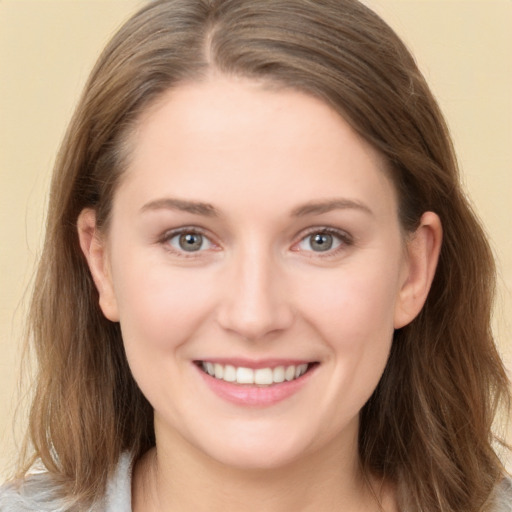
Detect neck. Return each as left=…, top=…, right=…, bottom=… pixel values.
left=132, top=424, right=396, bottom=512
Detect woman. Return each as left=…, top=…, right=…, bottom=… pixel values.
left=1, top=0, right=510, bottom=510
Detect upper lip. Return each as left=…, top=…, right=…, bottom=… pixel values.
left=194, top=358, right=317, bottom=369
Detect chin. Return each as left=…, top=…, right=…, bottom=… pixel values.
left=208, top=444, right=306, bottom=471
left=189, top=422, right=322, bottom=471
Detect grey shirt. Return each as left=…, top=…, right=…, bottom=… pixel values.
left=1, top=453, right=511, bottom=511
left=0, top=453, right=132, bottom=512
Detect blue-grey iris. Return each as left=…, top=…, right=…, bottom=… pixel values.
left=179, top=233, right=203, bottom=251
left=310, top=233, right=333, bottom=251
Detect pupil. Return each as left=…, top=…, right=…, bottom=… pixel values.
left=311, top=233, right=332, bottom=251
left=179, top=233, right=203, bottom=251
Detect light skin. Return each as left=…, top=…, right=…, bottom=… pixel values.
left=78, top=76, right=442, bottom=511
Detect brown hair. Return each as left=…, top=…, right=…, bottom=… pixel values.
left=19, top=0, right=509, bottom=509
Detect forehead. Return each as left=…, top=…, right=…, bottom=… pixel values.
left=116, top=76, right=397, bottom=220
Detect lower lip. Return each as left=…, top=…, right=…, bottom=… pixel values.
left=195, top=365, right=316, bottom=407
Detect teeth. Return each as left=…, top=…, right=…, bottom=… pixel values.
left=223, top=365, right=236, bottom=382
left=236, top=367, right=254, bottom=384
left=273, top=366, right=285, bottom=383
left=200, top=362, right=310, bottom=386
left=295, top=364, right=307, bottom=378
left=285, top=365, right=295, bottom=381
left=214, top=363, right=224, bottom=379
left=205, top=362, right=215, bottom=376
left=254, top=368, right=273, bottom=385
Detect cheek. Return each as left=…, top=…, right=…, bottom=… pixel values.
left=110, top=252, right=217, bottom=353
left=293, top=256, right=402, bottom=412
left=297, top=261, right=401, bottom=347
left=109, top=253, right=220, bottom=418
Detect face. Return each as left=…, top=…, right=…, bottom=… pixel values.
left=82, top=77, right=429, bottom=471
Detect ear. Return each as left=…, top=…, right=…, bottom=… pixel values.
left=77, top=208, right=120, bottom=322
left=394, top=211, right=442, bottom=329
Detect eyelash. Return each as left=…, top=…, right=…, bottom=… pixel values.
left=293, top=227, right=353, bottom=257
left=159, top=227, right=217, bottom=258
left=158, top=226, right=353, bottom=258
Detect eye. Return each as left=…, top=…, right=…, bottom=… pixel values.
left=296, top=229, right=349, bottom=253
left=166, top=230, right=213, bottom=253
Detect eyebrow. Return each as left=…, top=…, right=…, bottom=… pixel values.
left=291, top=198, right=374, bottom=217
left=140, top=197, right=372, bottom=218
left=140, top=198, right=219, bottom=217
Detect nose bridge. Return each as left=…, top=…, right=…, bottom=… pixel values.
left=217, top=237, right=293, bottom=340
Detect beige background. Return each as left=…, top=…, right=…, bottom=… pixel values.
left=1, top=0, right=511, bottom=477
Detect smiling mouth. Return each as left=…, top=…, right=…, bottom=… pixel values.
left=196, top=361, right=317, bottom=386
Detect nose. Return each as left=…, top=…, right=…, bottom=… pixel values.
left=216, top=244, right=294, bottom=341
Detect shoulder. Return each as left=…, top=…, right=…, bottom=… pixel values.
left=0, top=453, right=132, bottom=512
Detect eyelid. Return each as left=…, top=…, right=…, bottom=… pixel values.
left=292, top=226, right=354, bottom=255
left=157, top=225, right=353, bottom=258
left=158, top=226, right=219, bottom=257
